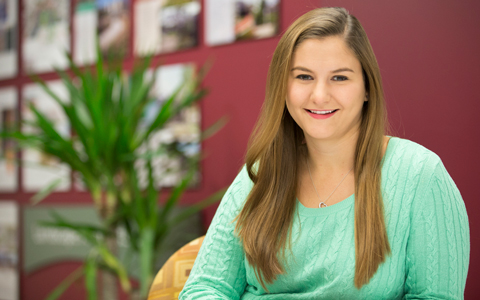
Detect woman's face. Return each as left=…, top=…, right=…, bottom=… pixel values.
left=286, top=36, right=366, bottom=145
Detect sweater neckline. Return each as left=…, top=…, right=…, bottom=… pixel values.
left=296, top=136, right=398, bottom=216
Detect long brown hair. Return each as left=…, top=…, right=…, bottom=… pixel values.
left=235, top=7, right=390, bottom=289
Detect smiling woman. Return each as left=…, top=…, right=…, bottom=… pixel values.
left=179, top=7, right=469, bottom=300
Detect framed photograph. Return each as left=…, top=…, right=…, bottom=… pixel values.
left=98, top=0, right=130, bottom=57
left=136, top=63, right=200, bottom=188
left=0, top=0, right=18, bottom=79
left=73, top=0, right=97, bottom=65
left=134, top=0, right=200, bottom=56
left=0, top=201, right=19, bottom=300
left=22, top=0, right=70, bottom=73
left=74, top=0, right=131, bottom=63
left=205, top=0, right=280, bottom=46
left=0, top=88, right=18, bottom=192
left=22, top=81, right=71, bottom=192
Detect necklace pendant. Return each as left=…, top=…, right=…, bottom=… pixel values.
left=319, top=202, right=328, bottom=208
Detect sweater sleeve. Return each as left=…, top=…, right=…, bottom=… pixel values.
left=404, top=160, right=470, bottom=299
left=179, top=167, right=250, bottom=299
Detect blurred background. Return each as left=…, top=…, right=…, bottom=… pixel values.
left=0, top=0, right=479, bottom=299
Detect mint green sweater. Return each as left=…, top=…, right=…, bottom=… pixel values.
left=180, top=137, right=470, bottom=299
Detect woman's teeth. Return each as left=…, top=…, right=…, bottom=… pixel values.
left=308, top=109, right=336, bottom=115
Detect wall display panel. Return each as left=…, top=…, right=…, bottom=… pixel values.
left=0, top=0, right=18, bottom=79
left=23, top=205, right=202, bottom=278
left=97, top=0, right=130, bottom=57
left=22, top=81, right=71, bottom=192
left=134, top=0, right=200, bottom=56
left=23, top=206, right=101, bottom=273
left=22, top=0, right=70, bottom=73
left=205, top=0, right=280, bottom=46
left=0, top=88, right=18, bottom=192
left=0, top=201, right=19, bottom=300
left=73, top=0, right=97, bottom=65
left=136, top=63, right=200, bottom=188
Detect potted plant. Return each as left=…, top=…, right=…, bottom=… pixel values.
left=3, top=48, right=225, bottom=300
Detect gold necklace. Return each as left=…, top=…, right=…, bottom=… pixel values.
left=306, top=159, right=353, bottom=208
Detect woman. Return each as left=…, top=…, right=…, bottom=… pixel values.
left=180, top=7, right=469, bottom=299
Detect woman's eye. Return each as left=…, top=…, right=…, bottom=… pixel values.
left=332, top=75, right=348, bottom=81
left=296, top=74, right=313, bottom=81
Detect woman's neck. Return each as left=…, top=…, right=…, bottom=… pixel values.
left=304, top=130, right=358, bottom=174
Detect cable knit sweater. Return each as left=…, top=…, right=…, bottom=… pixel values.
left=180, top=137, right=470, bottom=299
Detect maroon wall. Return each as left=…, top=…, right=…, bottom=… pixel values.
left=320, top=0, right=480, bottom=298
left=1, top=0, right=478, bottom=299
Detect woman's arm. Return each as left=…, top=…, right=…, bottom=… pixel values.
left=404, top=161, right=470, bottom=299
left=179, top=167, right=251, bottom=299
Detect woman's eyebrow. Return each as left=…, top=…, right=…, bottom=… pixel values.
left=331, top=68, right=354, bottom=73
left=291, top=67, right=355, bottom=73
left=291, top=66, right=313, bottom=72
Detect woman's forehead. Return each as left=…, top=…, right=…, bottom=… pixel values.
left=291, top=37, right=361, bottom=72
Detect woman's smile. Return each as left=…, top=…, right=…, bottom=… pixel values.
left=305, top=109, right=339, bottom=119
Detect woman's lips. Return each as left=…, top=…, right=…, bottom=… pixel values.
left=305, top=109, right=338, bottom=119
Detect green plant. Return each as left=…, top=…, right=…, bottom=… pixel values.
left=3, top=48, right=226, bottom=299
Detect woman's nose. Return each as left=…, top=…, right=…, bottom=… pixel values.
left=310, top=81, right=330, bottom=104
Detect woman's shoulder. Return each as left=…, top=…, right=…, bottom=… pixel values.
left=382, top=137, right=460, bottom=209
left=234, top=164, right=255, bottom=192
left=221, top=164, right=254, bottom=206
left=384, top=137, right=444, bottom=180
left=387, top=136, right=436, bottom=155
left=387, top=137, right=441, bottom=164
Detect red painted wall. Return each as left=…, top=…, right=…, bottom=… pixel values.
left=1, top=0, right=478, bottom=299
left=320, top=0, right=480, bottom=298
